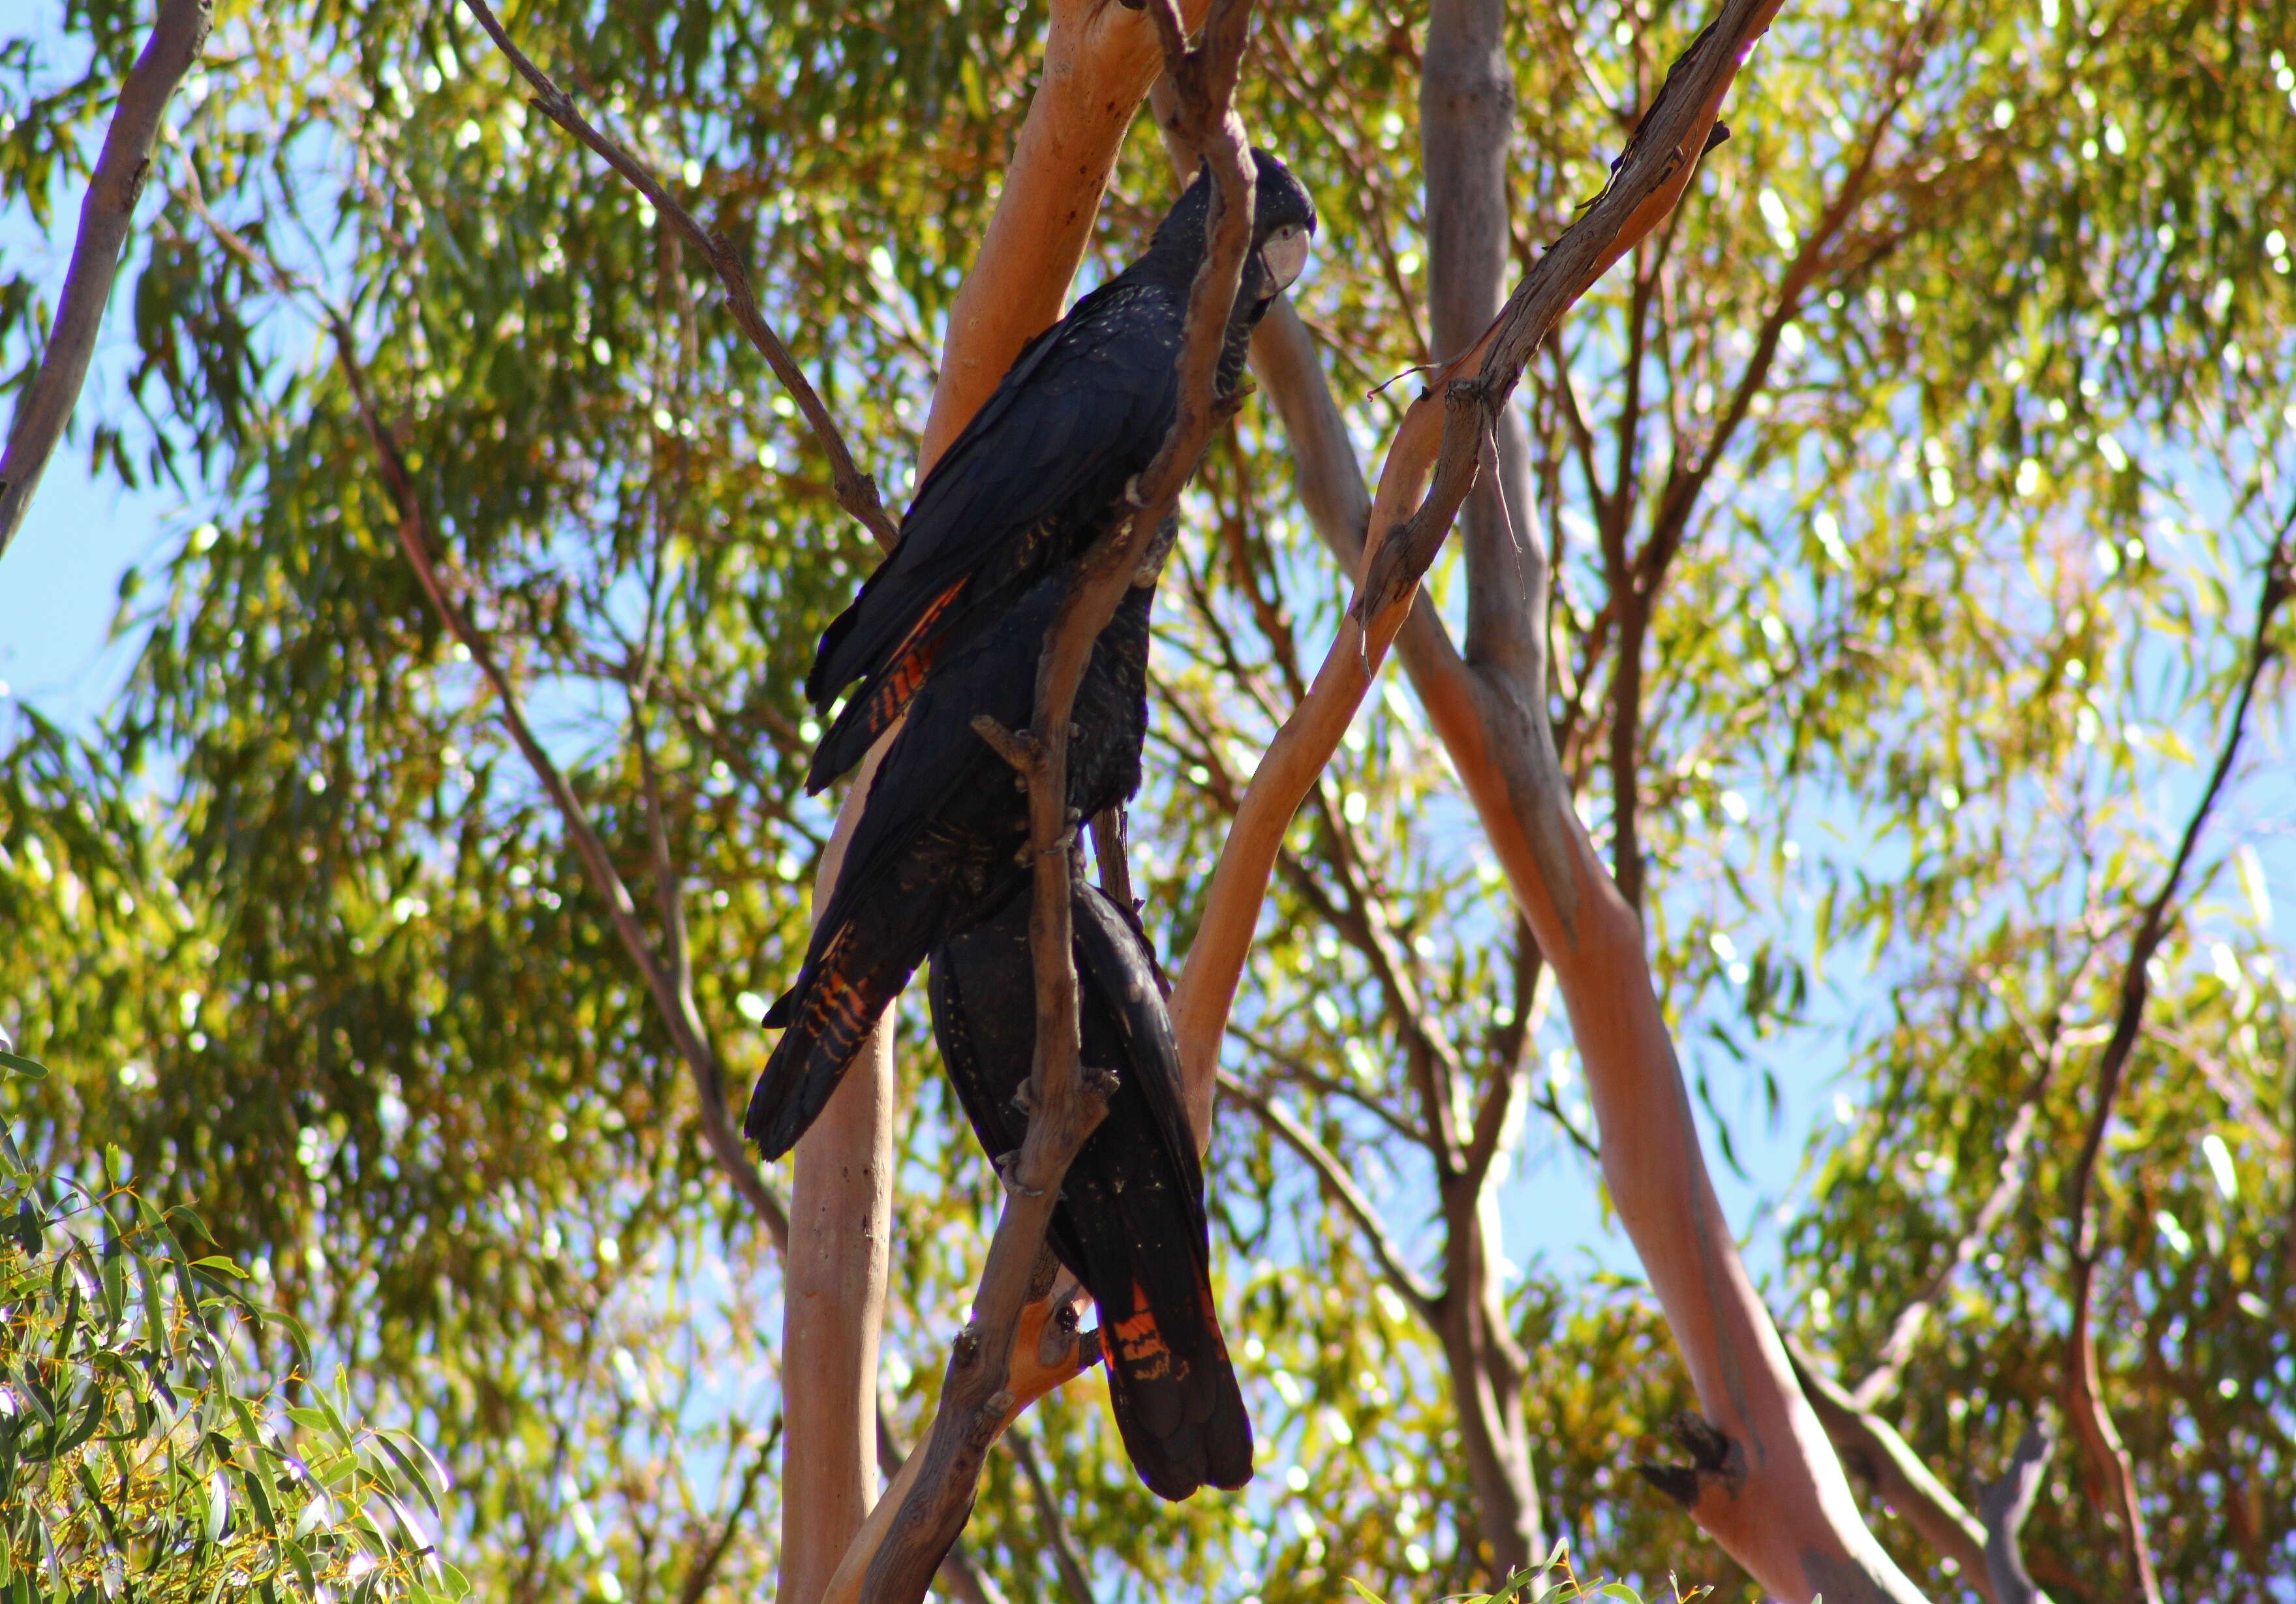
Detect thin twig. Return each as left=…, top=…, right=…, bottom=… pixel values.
left=677, top=1429, right=776, bottom=1604
left=0, top=0, right=211, bottom=558
left=1223, top=1021, right=1430, bottom=1147
left=1529, top=1083, right=1600, bottom=1162
left=181, top=190, right=795, bottom=1252
left=1005, top=1423, right=1099, bottom=1604
left=2059, top=513, right=2290, bottom=1604
left=457, top=0, right=897, bottom=551
left=1217, top=1068, right=1439, bottom=1314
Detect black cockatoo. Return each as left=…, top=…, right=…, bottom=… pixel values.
left=928, top=881, right=1253, bottom=1501
left=746, top=573, right=1152, bottom=1160
left=802, top=149, right=1315, bottom=793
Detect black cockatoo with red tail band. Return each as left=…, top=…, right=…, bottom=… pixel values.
left=746, top=573, right=1152, bottom=1160
left=929, top=880, right=1252, bottom=1501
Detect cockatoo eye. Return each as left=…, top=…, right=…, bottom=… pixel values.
left=1261, top=223, right=1309, bottom=292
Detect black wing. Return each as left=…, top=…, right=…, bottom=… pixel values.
left=744, top=592, right=1047, bottom=1160
left=804, top=277, right=1184, bottom=711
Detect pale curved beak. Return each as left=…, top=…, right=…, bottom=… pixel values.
left=1260, top=224, right=1309, bottom=293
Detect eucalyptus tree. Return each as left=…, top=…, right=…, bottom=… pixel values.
left=1, top=0, right=2291, bottom=1601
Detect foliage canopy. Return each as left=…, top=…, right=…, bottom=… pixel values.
left=2, top=0, right=2292, bottom=1598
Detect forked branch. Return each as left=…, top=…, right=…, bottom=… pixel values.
left=1170, top=0, right=1786, bottom=1132
left=852, top=7, right=1263, bottom=1599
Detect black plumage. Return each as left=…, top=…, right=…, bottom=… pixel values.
left=746, top=575, right=1154, bottom=1160
left=802, top=149, right=1317, bottom=793
left=929, top=881, right=1252, bottom=1501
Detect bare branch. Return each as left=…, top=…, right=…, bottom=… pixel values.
left=1851, top=1097, right=2043, bottom=1411
left=0, top=0, right=211, bottom=560
left=677, top=1430, right=776, bottom=1604
left=1353, top=0, right=1791, bottom=633
left=351, top=355, right=795, bottom=1252
left=858, top=10, right=1263, bottom=1598
left=820, top=1297, right=1099, bottom=1604
left=1172, top=0, right=1784, bottom=1135
left=458, top=0, right=897, bottom=550
left=1184, top=2, right=1948, bottom=1590
left=1224, top=1022, right=1430, bottom=1148
left=1787, top=1336, right=1992, bottom=1594
left=874, top=1415, right=1017, bottom=1604
left=1529, top=1082, right=1600, bottom=1163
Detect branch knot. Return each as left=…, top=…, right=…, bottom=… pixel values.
left=1634, top=1412, right=1745, bottom=1511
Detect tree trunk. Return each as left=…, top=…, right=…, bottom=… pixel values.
left=1420, top=0, right=1544, bottom=1573
left=778, top=746, right=898, bottom=1604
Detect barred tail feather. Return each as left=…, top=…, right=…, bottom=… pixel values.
left=1099, top=1271, right=1253, bottom=1500
left=744, top=925, right=896, bottom=1159
left=805, top=627, right=945, bottom=793
left=803, top=583, right=964, bottom=789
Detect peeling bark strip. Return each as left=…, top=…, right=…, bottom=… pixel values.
left=851, top=7, right=1261, bottom=1600
left=0, top=0, right=210, bottom=562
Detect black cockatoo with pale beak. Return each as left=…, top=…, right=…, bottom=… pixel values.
left=802, top=149, right=1315, bottom=792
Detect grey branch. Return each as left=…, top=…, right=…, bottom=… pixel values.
left=1977, top=1418, right=2057, bottom=1604
left=0, top=0, right=211, bottom=562
left=1787, top=1335, right=1991, bottom=1594
left=458, top=0, right=897, bottom=551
